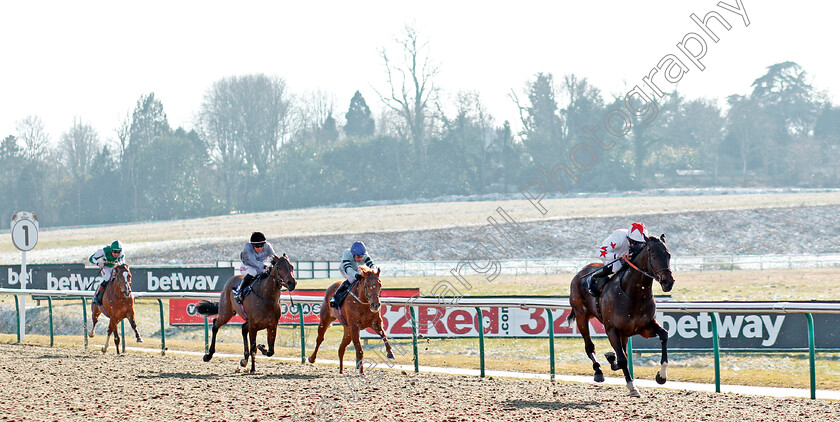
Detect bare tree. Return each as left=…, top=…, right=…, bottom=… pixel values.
left=376, top=24, right=441, bottom=192
left=198, top=74, right=292, bottom=209
left=15, top=115, right=50, bottom=160
left=59, top=118, right=101, bottom=180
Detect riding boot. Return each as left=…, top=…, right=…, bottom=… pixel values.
left=234, top=274, right=255, bottom=302
left=330, top=280, right=352, bottom=308
left=92, top=284, right=105, bottom=306
left=589, top=266, right=613, bottom=297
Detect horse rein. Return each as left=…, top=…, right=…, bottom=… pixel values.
left=347, top=276, right=378, bottom=306
left=265, top=260, right=296, bottom=307
left=623, top=242, right=671, bottom=281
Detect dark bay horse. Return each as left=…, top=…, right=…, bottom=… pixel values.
left=566, top=234, right=675, bottom=397
left=196, top=254, right=296, bottom=373
left=309, top=266, right=394, bottom=374
left=89, top=264, right=143, bottom=354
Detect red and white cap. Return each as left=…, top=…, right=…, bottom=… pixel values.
left=628, top=222, right=648, bottom=242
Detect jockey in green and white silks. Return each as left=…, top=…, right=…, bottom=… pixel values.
left=89, top=240, right=125, bottom=283
left=89, top=240, right=125, bottom=305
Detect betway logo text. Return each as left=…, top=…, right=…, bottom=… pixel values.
left=659, top=311, right=785, bottom=347
left=47, top=272, right=102, bottom=290
left=147, top=271, right=219, bottom=291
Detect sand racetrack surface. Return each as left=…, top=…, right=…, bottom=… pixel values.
left=1, top=344, right=839, bottom=421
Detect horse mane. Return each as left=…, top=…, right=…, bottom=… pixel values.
left=357, top=265, right=376, bottom=278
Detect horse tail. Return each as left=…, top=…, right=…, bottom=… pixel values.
left=195, top=300, right=219, bottom=316
left=565, top=309, right=577, bottom=326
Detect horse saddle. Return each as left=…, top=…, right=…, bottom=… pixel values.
left=331, top=280, right=354, bottom=308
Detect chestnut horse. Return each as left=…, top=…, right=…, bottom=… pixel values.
left=309, top=266, right=394, bottom=374
left=566, top=234, right=675, bottom=397
left=196, top=254, right=297, bottom=373
left=89, top=264, right=143, bottom=354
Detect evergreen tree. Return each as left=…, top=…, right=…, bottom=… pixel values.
left=344, top=90, right=375, bottom=138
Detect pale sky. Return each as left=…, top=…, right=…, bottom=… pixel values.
left=1, top=1, right=838, bottom=145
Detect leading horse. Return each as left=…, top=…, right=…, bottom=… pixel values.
left=197, top=253, right=296, bottom=373
left=566, top=234, right=675, bottom=397
left=89, top=264, right=143, bottom=354
left=309, top=266, right=394, bottom=374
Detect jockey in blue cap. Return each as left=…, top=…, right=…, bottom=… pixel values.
left=330, top=241, right=376, bottom=308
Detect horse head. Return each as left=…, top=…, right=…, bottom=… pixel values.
left=269, top=253, right=297, bottom=291
left=643, top=234, right=675, bottom=292
left=358, top=265, right=382, bottom=313
left=113, top=264, right=132, bottom=298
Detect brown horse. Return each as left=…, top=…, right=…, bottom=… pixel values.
left=89, top=264, right=143, bottom=354
left=196, top=254, right=297, bottom=373
left=309, top=266, right=395, bottom=374
left=566, top=234, right=675, bottom=397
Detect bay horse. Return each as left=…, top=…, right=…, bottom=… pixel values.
left=566, top=234, right=675, bottom=397
left=89, top=264, right=143, bottom=354
left=309, top=266, right=394, bottom=374
left=196, top=253, right=297, bottom=373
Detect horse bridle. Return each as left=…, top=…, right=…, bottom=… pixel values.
left=624, top=241, right=671, bottom=282
left=266, top=258, right=295, bottom=306
left=348, top=274, right=379, bottom=306
left=114, top=265, right=132, bottom=298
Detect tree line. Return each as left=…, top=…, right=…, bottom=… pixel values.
left=3, top=29, right=838, bottom=228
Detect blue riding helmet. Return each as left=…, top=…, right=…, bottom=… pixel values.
left=350, top=241, right=367, bottom=256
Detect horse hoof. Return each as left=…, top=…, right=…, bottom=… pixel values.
left=655, top=372, right=667, bottom=385
left=89, top=333, right=95, bottom=338
left=137, top=337, right=144, bottom=343
left=101, top=347, right=107, bottom=354
left=594, top=373, right=605, bottom=383
left=629, top=389, right=641, bottom=398
left=240, top=359, right=248, bottom=367
left=203, top=354, right=212, bottom=362
left=308, top=356, right=316, bottom=364
left=387, top=352, right=395, bottom=359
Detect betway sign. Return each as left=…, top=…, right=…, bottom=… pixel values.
left=0, top=265, right=233, bottom=293
left=633, top=310, right=840, bottom=350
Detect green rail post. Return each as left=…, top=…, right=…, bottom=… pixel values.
left=547, top=309, right=555, bottom=382
left=204, top=316, right=209, bottom=354
left=627, top=337, right=634, bottom=378
left=121, top=320, right=126, bottom=353
left=14, top=295, right=20, bottom=343
left=47, top=296, right=54, bottom=347
left=806, top=313, right=816, bottom=400
left=298, top=303, right=306, bottom=364
left=410, top=306, right=419, bottom=373
left=475, top=307, right=485, bottom=378
left=157, top=299, right=166, bottom=355
left=82, top=297, right=88, bottom=350
left=712, top=312, right=721, bottom=393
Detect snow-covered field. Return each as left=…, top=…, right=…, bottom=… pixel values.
left=4, top=189, right=840, bottom=266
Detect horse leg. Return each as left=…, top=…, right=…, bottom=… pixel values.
left=638, top=320, right=669, bottom=385
left=308, top=314, right=335, bottom=364
left=607, top=330, right=639, bottom=397
left=372, top=319, right=394, bottom=359
left=248, top=325, right=259, bottom=374
left=128, top=309, right=143, bottom=343
left=113, top=321, right=121, bottom=355
left=337, top=329, right=353, bottom=374
left=240, top=322, right=250, bottom=368
left=89, top=305, right=100, bottom=338
left=350, top=326, right=364, bottom=374
left=204, top=305, right=235, bottom=362
left=577, top=315, right=604, bottom=382
left=258, top=324, right=276, bottom=357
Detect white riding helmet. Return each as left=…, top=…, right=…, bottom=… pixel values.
left=627, top=222, right=648, bottom=242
